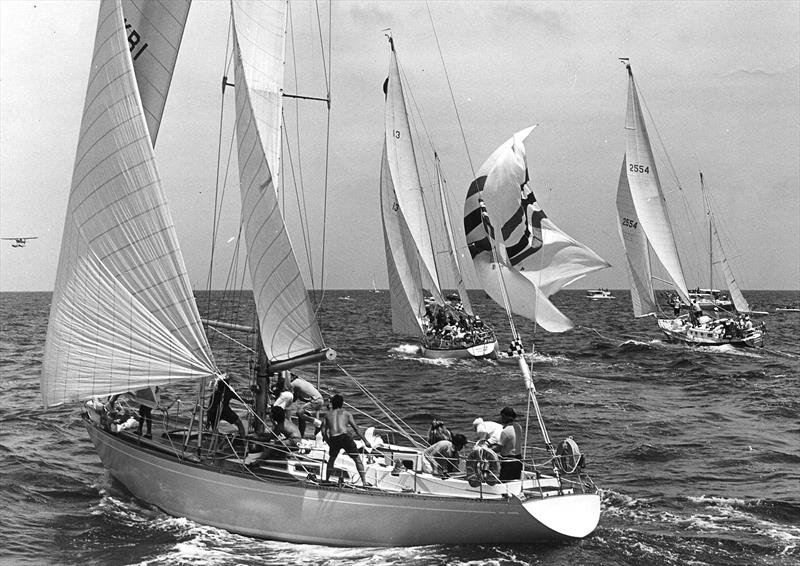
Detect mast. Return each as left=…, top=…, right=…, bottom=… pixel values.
left=701, top=171, right=714, bottom=291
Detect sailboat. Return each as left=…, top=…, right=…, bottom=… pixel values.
left=380, top=37, right=498, bottom=359
left=616, top=60, right=764, bottom=348
left=40, top=0, right=600, bottom=546
left=464, top=127, right=611, bottom=344
left=369, top=274, right=381, bottom=293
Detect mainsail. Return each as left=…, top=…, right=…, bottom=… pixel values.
left=464, top=127, right=609, bottom=332
left=380, top=38, right=448, bottom=337
left=616, top=157, right=659, bottom=316
left=41, top=0, right=217, bottom=408
left=230, top=1, right=324, bottom=361
left=622, top=64, right=690, bottom=304
left=382, top=39, right=442, bottom=301
left=122, top=0, right=192, bottom=144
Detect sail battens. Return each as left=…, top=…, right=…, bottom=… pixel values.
left=42, top=0, right=217, bottom=407
left=232, top=3, right=325, bottom=362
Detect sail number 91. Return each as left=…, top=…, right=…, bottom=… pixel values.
left=629, top=163, right=650, bottom=174
left=621, top=218, right=638, bottom=229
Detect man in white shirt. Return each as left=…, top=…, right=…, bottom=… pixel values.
left=472, top=417, right=502, bottom=446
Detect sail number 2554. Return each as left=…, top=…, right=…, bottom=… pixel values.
left=629, top=163, right=650, bottom=174
left=621, top=218, right=638, bottom=229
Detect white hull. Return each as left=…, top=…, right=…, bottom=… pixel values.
left=86, top=421, right=600, bottom=546
left=421, top=340, right=498, bottom=360
left=657, top=317, right=764, bottom=348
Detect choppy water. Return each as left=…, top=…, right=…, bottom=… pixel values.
left=1, top=290, right=798, bottom=565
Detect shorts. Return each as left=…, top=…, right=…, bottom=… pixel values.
left=328, top=433, right=358, bottom=460
left=499, top=455, right=523, bottom=481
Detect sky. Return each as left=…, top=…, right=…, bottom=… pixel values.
left=1, top=0, right=798, bottom=292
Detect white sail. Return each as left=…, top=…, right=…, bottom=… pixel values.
left=231, top=1, right=324, bottom=361
left=616, top=156, right=658, bottom=316
left=699, top=172, right=751, bottom=313
left=432, top=157, right=474, bottom=315
left=710, top=217, right=751, bottom=313
left=464, top=127, right=600, bottom=332
left=122, top=0, right=191, bottom=144
left=41, top=0, right=217, bottom=408
left=381, top=145, right=426, bottom=336
left=383, top=40, right=442, bottom=299
left=623, top=65, right=690, bottom=304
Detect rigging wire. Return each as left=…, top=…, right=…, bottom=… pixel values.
left=285, top=5, right=316, bottom=294
left=425, top=2, right=550, bottom=455
left=633, top=74, right=706, bottom=286
left=314, top=0, right=333, bottom=315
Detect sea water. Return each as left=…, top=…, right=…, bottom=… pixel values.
left=1, top=290, right=798, bottom=565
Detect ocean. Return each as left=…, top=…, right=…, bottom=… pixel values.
left=1, top=289, right=798, bottom=565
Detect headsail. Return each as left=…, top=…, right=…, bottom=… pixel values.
left=464, top=127, right=609, bottom=332
left=380, top=145, right=427, bottom=336
left=122, top=0, right=192, bottom=144
left=231, top=1, right=325, bottom=361
left=702, top=173, right=751, bottom=313
left=616, top=156, right=659, bottom=316
left=41, top=0, right=217, bottom=408
left=623, top=64, right=690, bottom=304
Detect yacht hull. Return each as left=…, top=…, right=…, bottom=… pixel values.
left=421, top=340, right=498, bottom=360
left=657, top=318, right=764, bottom=347
left=86, top=421, right=598, bottom=546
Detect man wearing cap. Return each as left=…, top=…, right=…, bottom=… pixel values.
left=472, top=417, right=503, bottom=446
left=497, top=407, right=523, bottom=480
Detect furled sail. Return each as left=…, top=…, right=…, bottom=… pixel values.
left=383, top=38, right=442, bottom=300
left=122, top=0, right=192, bottom=144
left=616, top=157, right=659, bottom=316
left=41, top=0, right=218, bottom=408
left=623, top=64, right=690, bottom=304
left=231, top=1, right=325, bottom=361
left=465, top=127, right=608, bottom=332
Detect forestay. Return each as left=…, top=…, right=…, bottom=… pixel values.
left=231, top=0, right=325, bottom=361
left=464, top=127, right=609, bottom=332
left=41, top=0, right=217, bottom=408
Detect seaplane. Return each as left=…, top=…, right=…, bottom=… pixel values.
left=1, top=236, right=37, bottom=248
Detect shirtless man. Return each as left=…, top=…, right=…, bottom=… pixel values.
left=321, top=394, right=370, bottom=486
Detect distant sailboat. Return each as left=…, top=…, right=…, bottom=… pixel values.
left=39, top=0, right=600, bottom=546
left=615, top=61, right=764, bottom=347
left=369, top=274, right=380, bottom=293
left=380, top=36, right=497, bottom=359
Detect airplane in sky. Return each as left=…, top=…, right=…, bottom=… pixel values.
left=1, top=236, right=38, bottom=248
